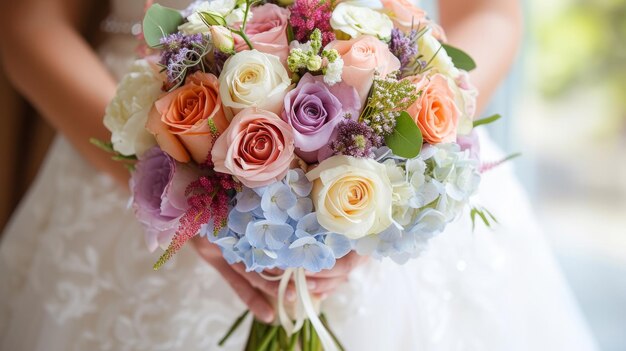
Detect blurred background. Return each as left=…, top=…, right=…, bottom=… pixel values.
left=0, top=0, right=624, bottom=349
left=495, top=0, right=626, bottom=350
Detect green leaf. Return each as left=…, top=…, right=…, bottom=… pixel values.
left=89, top=138, right=115, bottom=153
left=470, top=206, right=499, bottom=231
left=384, top=112, right=423, bottom=159
left=473, top=114, right=501, bottom=128
left=143, top=4, right=184, bottom=48
left=442, top=43, right=477, bottom=71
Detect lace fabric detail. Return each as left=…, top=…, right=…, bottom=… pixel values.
left=0, top=138, right=249, bottom=350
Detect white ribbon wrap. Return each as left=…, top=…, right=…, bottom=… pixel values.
left=272, top=268, right=338, bottom=351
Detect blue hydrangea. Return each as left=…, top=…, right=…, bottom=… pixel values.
left=203, top=169, right=352, bottom=273
left=354, top=144, right=480, bottom=263
left=203, top=144, right=479, bottom=269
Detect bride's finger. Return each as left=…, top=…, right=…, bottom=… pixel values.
left=306, top=276, right=348, bottom=295
left=307, top=252, right=366, bottom=278
left=213, top=261, right=275, bottom=323
left=231, top=264, right=296, bottom=300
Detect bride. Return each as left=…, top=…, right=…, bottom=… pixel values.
left=0, top=0, right=599, bottom=350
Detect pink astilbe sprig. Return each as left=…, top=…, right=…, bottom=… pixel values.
left=480, top=153, right=522, bottom=174
left=154, top=159, right=241, bottom=270
left=290, top=0, right=335, bottom=46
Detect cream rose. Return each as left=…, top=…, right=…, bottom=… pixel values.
left=306, top=156, right=393, bottom=239
left=418, top=30, right=459, bottom=78
left=103, top=59, right=161, bottom=157
left=219, top=50, right=292, bottom=117
left=330, top=3, right=393, bottom=39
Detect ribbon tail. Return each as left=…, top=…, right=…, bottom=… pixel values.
left=277, top=268, right=296, bottom=335
left=295, top=268, right=339, bottom=351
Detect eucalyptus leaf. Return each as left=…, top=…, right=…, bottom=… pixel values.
left=473, top=114, right=501, bottom=127
left=143, top=4, right=184, bottom=48
left=384, top=112, right=423, bottom=159
left=442, top=44, right=477, bottom=71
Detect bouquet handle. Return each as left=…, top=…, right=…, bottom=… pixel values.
left=276, top=268, right=339, bottom=351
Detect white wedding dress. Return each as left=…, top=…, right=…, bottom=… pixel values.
left=0, top=1, right=599, bottom=350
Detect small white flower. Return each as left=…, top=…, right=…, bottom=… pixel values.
left=324, top=58, right=344, bottom=85
left=330, top=3, right=393, bottom=39
left=289, top=40, right=312, bottom=52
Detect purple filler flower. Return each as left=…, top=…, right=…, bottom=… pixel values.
left=131, top=147, right=199, bottom=252
left=282, top=73, right=360, bottom=163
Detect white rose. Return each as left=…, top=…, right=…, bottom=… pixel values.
left=330, top=3, right=393, bottom=39
left=306, top=156, right=393, bottom=239
left=103, top=60, right=161, bottom=157
left=418, top=30, right=459, bottom=78
left=219, top=50, right=292, bottom=116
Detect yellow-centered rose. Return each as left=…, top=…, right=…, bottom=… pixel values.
left=306, top=156, right=393, bottom=239
left=219, top=50, right=292, bottom=117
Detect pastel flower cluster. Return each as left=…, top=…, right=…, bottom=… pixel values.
left=203, top=169, right=352, bottom=272
left=102, top=0, right=485, bottom=273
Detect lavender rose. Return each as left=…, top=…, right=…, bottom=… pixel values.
left=282, top=73, right=360, bottom=163
left=130, top=147, right=198, bottom=251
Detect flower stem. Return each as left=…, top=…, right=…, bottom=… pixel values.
left=218, top=310, right=249, bottom=346
left=236, top=0, right=255, bottom=50
left=237, top=30, right=255, bottom=50
left=288, top=329, right=300, bottom=351
left=309, top=320, right=318, bottom=351
left=320, top=314, right=346, bottom=351
left=257, top=325, right=279, bottom=351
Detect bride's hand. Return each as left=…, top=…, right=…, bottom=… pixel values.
left=192, top=237, right=366, bottom=323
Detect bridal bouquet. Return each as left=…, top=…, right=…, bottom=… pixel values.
left=98, top=0, right=501, bottom=349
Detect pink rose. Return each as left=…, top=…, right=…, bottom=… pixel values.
left=326, top=35, right=401, bottom=105
left=235, top=4, right=291, bottom=64
left=380, top=0, right=447, bottom=41
left=146, top=72, right=229, bottom=164
left=212, top=108, right=295, bottom=188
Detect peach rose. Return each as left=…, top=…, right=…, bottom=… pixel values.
left=211, top=108, right=295, bottom=188
left=146, top=72, right=229, bottom=164
left=380, top=0, right=447, bottom=41
left=234, top=4, right=291, bottom=64
left=406, top=74, right=460, bottom=144
left=326, top=35, right=401, bottom=104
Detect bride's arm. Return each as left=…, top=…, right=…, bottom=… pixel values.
left=0, top=0, right=128, bottom=185
left=439, top=0, right=523, bottom=113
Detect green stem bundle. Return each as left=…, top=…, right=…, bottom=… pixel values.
left=219, top=312, right=344, bottom=351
